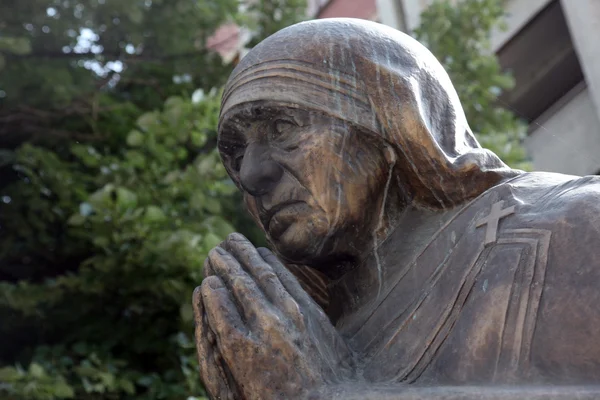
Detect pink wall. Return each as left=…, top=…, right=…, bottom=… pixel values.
left=317, top=0, right=378, bottom=20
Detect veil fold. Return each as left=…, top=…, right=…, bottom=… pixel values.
left=219, top=18, right=520, bottom=208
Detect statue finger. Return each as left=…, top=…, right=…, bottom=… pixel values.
left=257, top=247, right=317, bottom=309
left=225, top=233, right=304, bottom=326
left=192, top=288, right=236, bottom=400
left=257, top=248, right=356, bottom=373
left=203, top=241, right=228, bottom=278
left=201, top=275, right=251, bottom=345
left=203, top=257, right=214, bottom=278
left=193, top=286, right=219, bottom=349
left=207, top=247, right=277, bottom=324
left=257, top=246, right=340, bottom=338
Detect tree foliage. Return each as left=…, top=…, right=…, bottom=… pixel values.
left=0, top=92, right=257, bottom=399
left=414, top=0, right=530, bottom=169
left=0, top=0, right=231, bottom=148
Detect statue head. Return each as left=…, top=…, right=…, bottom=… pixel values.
left=217, top=18, right=518, bottom=269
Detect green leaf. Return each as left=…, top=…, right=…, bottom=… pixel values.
left=180, top=303, right=194, bottom=323
left=137, top=376, right=154, bottom=387
left=54, top=381, right=75, bottom=398
left=203, top=232, right=223, bottom=250
left=197, top=156, right=215, bottom=175
left=0, top=37, right=32, bottom=55
left=125, top=150, right=147, bottom=168
left=144, top=205, right=167, bottom=222
left=0, top=149, right=13, bottom=167
left=203, top=197, right=221, bottom=214
left=99, top=371, right=116, bottom=387
left=70, top=144, right=101, bottom=167
left=190, top=130, right=208, bottom=147
left=28, top=362, right=45, bottom=378
left=137, top=112, right=160, bottom=132
left=93, top=236, right=110, bottom=248
left=89, top=184, right=116, bottom=209
left=116, top=187, right=138, bottom=210
left=126, top=130, right=145, bottom=147
left=128, top=7, right=144, bottom=24
left=0, top=366, right=22, bottom=381
left=67, top=213, right=86, bottom=226
left=165, top=96, right=184, bottom=108
left=119, top=378, right=136, bottom=394
left=203, top=216, right=236, bottom=238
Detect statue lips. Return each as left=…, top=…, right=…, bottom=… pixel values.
left=262, top=201, right=306, bottom=239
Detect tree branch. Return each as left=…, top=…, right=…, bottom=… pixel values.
left=4, top=30, right=240, bottom=63
left=5, top=49, right=212, bottom=63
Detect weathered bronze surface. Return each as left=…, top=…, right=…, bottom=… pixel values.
left=193, top=18, right=600, bottom=399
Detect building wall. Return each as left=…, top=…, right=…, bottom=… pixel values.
left=561, top=0, right=600, bottom=122
left=381, top=0, right=600, bottom=175
left=314, top=0, right=377, bottom=20
left=526, top=86, right=600, bottom=175
left=376, top=0, right=405, bottom=29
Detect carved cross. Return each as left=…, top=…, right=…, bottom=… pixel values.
left=476, top=200, right=516, bottom=246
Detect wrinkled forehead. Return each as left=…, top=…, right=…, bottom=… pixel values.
left=218, top=64, right=382, bottom=145
left=219, top=101, right=308, bottom=133
left=218, top=23, right=386, bottom=131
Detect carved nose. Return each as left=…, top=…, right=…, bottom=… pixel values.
left=239, top=144, right=284, bottom=197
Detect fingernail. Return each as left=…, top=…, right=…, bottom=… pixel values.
left=193, top=286, right=202, bottom=299
left=229, top=232, right=244, bottom=241
left=214, top=247, right=226, bottom=255
left=257, top=247, right=270, bottom=255
left=206, top=277, right=223, bottom=290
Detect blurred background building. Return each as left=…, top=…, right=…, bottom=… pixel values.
left=310, top=0, right=377, bottom=20
left=382, top=0, right=600, bottom=176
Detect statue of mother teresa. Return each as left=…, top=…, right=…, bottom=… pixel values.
left=192, top=18, right=600, bottom=400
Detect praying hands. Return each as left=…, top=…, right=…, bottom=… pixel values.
left=193, top=233, right=355, bottom=400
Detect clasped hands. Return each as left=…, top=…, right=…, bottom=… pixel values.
left=192, top=233, right=355, bottom=400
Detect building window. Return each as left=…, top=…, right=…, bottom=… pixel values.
left=496, top=0, right=584, bottom=124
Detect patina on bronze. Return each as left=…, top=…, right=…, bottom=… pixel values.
left=192, top=18, right=600, bottom=399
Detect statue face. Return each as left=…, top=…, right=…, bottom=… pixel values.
left=218, top=103, right=393, bottom=267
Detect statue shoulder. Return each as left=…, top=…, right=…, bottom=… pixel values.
left=548, top=174, right=600, bottom=216
left=510, top=172, right=600, bottom=218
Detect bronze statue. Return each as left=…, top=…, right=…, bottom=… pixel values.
left=192, top=18, right=600, bottom=399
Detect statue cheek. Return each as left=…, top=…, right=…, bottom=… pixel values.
left=337, top=151, right=381, bottom=186
left=244, top=195, right=264, bottom=229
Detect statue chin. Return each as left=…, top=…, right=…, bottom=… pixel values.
left=268, top=224, right=322, bottom=265
left=266, top=210, right=334, bottom=265
left=272, top=230, right=354, bottom=278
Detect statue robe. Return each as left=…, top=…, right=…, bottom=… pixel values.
left=335, top=171, right=600, bottom=386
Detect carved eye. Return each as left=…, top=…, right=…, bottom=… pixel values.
left=232, top=153, right=244, bottom=172
left=273, top=119, right=296, bottom=136
left=221, top=143, right=245, bottom=172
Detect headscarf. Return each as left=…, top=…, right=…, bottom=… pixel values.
left=219, top=18, right=520, bottom=208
